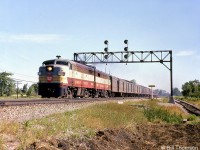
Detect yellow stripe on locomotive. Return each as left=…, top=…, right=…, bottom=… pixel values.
left=39, top=76, right=67, bottom=83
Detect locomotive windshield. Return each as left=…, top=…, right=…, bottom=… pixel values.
left=56, top=60, right=68, bottom=65
left=43, top=60, right=55, bottom=65
left=42, top=60, right=68, bottom=66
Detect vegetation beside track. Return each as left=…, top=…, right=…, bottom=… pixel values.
left=0, top=99, right=199, bottom=149
left=175, top=96, right=200, bottom=108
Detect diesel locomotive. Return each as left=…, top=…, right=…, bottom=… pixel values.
left=38, top=56, right=151, bottom=98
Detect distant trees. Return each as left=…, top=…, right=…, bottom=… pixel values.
left=182, top=80, right=200, bottom=98
left=0, top=71, right=38, bottom=97
left=22, top=84, right=28, bottom=94
left=26, top=84, right=38, bottom=96
left=131, top=79, right=136, bottom=84
left=0, top=72, right=15, bottom=96
left=154, top=89, right=169, bottom=97
left=173, top=87, right=182, bottom=96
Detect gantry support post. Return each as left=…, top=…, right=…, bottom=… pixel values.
left=169, top=51, right=175, bottom=103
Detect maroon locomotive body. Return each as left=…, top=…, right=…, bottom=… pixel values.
left=38, top=57, right=151, bottom=98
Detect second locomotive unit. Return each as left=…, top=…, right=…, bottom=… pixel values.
left=38, top=56, right=151, bottom=98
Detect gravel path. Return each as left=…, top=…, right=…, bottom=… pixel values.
left=0, top=101, right=102, bottom=122
left=0, top=98, right=149, bottom=123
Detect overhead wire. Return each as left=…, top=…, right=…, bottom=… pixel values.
left=0, top=67, right=38, bottom=83
left=0, top=67, right=37, bottom=79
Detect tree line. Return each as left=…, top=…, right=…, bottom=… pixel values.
left=181, top=79, right=200, bottom=98
left=0, top=72, right=38, bottom=97
left=172, top=80, right=200, bottom=98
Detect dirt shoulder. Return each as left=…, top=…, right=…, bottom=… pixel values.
left=29, top=124, right=200, bottom=150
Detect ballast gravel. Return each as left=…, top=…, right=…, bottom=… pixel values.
left=0, top=101, right=102, bottom=122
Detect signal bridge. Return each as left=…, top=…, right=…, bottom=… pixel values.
left=73, top=40, right=174, bottom=103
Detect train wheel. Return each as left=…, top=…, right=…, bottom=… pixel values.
left=104, top=91, right=109, bottom=98
left=67, top=90, right=73, bottom=99
left=94, top=91, right=99, bottom=98
left=84, top=90, right=89, bottom=98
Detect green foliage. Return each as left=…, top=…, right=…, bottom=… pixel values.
left=0, top=72, right=15, bottom=96
left=154, top=89, right=169, bottom=97
left=27, top=84, right=38, bottom=96
left=182, top=80, right=200, bottom=98
left=22, top=84, right=28, bottom=94
left=78, top=103, right=146, bottom=128
left=143, top=107, right=183, bottom=124
left=173, top=87, right=182, bottom=96
left=178, top=96, right=200, bottom=102
left=187, top=114, right=197, bottom=121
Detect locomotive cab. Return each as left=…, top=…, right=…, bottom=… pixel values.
left=38, top=58, right=70, bottom=98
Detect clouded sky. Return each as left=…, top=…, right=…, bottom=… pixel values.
left=0, top=0, right=199, bottom=91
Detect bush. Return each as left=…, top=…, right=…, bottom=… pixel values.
left=187, top=114, right=197, bottom=121
left=143, top=107, right=183, bottom=124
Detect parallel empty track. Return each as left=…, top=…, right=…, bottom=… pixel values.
left=175, top=99, right=200, bottom=116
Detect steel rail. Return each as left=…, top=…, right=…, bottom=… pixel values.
left=0, top=97, right=140, bottom=107
left=0, top=98, right=93, bottom=106
left=175, top=99, right=200, bottom=116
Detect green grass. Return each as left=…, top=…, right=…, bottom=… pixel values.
left=0, top=95, right=41, bottom=99
left=144, top=107, right=183, bottom=124
left=77, top=103, right=146, bottom=129
left=187, top=114, right=198, bottom=121
left=0, top=122, right=20, bottom=135
left=0, top=99, right=199, bottom=149
left=126, top=99, right=198, bottom=124
left=175, top=96, right=200, bottom=108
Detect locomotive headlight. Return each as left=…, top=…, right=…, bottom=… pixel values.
left=47, top=66, right=53, bottom=71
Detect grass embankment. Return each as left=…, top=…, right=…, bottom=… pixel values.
left=0, top=99, right=199, bottom=149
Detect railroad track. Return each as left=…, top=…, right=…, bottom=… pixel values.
left=0, top=98, right=97, bottom=106
left=175, top=99, right=200, bottom=116
left=0, top=97, right=137, bottom=106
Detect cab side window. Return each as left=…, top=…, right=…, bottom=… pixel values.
left=56, top=61, right=68, bottom=65
left=69, top=64, right=72, bottom=70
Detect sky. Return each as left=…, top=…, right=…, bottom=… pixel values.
left=0, top=0, right=199, bottom=92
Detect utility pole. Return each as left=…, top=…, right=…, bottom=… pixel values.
left=16, top=81, right=22, bottom=99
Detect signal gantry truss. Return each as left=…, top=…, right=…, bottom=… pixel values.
left=74, top=50, right=174, bottom=103
left=74, top=50, right=172, bottom=70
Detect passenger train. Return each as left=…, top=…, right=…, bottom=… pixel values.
left=38, top=56, right=151, bottom=98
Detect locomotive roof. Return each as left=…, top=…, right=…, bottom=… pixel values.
left=42, top=59, right=69, bottom=64
left=42, top=59, right=99, bottom=71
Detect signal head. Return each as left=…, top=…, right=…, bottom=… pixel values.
left=104, top=40, right=108, bottom=45
left=124, top=54, right=128, bottom=59
left=104, top=54, right=108, bottom=59
left=104, top=47, right=108, bottom=52
left=124, top=40, right=128, bottom=44
left=124, top=47, right=128, bottom=51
